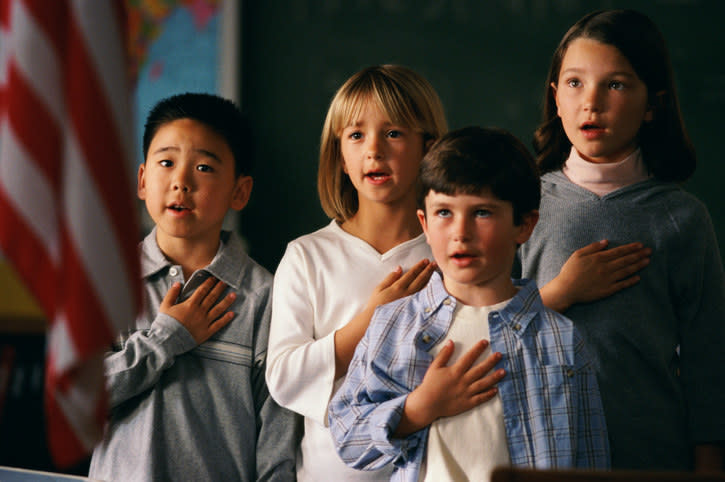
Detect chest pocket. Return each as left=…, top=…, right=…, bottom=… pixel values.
left=193, top=340, right=254, bottom=367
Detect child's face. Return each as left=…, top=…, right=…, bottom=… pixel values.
left=138, top=118, right=251, bottom=247
left=417, top=189, right=536, bottom=306
left=340, top=101, right=427, bottom=210
left=553, top=37, right=653, bottom=164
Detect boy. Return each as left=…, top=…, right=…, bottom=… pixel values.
left=328, top=126, right=609, bottom=481
left=89, top=93, right=300, bottom=481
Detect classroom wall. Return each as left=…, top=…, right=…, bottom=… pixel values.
left=240, top=0, right=725, bottom=273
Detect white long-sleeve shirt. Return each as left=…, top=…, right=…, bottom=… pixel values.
left=266, top=220, right=432, bottom=481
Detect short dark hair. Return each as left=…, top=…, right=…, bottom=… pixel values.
left=417, top=126, right=540, bottom=225
left=143, top=92, right=253, bottom=177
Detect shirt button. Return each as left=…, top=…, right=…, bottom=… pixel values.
left=443, top=298, right=452, bottom=305
left=169, top=267, right=179, bottom=276
left=513, top=323, right=521, bottom=331
left=422, top=334, right=432, bottom=344
left=424, top=307, right=432, bottom=313
left=567, top=369, right=575, bottom=378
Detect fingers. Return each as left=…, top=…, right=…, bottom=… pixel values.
left=207, top=292, right=237, bottom=322
left=160, top=282, right=182, bottom=310
left=375, top=266, right=404, bottom=291
left=452, top=339, right=489, bottom=372
left=573, top=240, right=609, bottom=257
left=430, top=339, right=455, bottom=368
left=598, top=242, right=650, bottom=263
left=394, top=258, right=436, bottom=293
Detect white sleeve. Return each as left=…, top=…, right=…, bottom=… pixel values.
left=266, top=242, right=338, bottom=425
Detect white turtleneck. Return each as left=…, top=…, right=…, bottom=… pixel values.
left=562, top=147, right=651, bottom=196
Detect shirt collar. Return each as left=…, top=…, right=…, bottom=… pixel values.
left=139, top=227, right=248, bottom=290
left=425, top=271, right=541, bottom=331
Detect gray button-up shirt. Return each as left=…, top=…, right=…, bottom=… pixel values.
left=89, top=228, right=300, bottom=481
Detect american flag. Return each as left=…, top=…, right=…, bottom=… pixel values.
left=0, top=0, right=141, bottom=468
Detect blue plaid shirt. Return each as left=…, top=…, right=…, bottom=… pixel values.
left=328, top=272, right=610, bottom=482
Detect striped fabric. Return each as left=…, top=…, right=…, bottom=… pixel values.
left=0, top=0, right=140, bottom=467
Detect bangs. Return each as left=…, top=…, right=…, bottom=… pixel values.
left=329, top=75, right=424, bottom=138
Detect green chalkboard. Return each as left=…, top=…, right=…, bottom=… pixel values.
left=240, top=0, right=725, bottom=272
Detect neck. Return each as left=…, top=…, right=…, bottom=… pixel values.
left=156, top=231, right=220, bottom=279
left=341, top=199, right=422, bottom=254
left=444, top=276, right=517, bottom=308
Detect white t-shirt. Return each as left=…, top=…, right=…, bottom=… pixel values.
left=266, top=220, right=433, bottom=481
left=421, top=301, right=512, bottom=482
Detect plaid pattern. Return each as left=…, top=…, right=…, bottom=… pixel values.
left=329, top=272, right=610, bottom=482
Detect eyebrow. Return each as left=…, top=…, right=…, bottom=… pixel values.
left=560, top=67, right=637, bottom=78
left=150, top=146, right=223, bottom=162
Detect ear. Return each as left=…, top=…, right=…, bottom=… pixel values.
left=416, top=208, right=430, bottom=242
left=551, top=82, right=561, bottom=117
left=515, top=210, right=539, bottom=245
left=137, top=163, right=147, bottom=200
left=644, top=90, right=665, bottom=123
left=230, top=175, right=253, bottom=211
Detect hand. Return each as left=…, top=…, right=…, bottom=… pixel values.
left=159, top=277, right=236, bottom=344
left=334, top=259, right=437, bottom=379
left=541, top=240, right=651, bottom=312
left=395, top=339, right=505, bottom=436
left=364, top=258, right=437, bottom=312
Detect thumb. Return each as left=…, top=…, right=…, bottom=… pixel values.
left=160, top=282, right=182, bottom=310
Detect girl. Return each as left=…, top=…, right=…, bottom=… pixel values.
left=519, top=9, right=725, bottom=471
left=266, top=65, right=449, bottom=480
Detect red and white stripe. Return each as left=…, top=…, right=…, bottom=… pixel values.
left=0, top=0, right=141, bottom=467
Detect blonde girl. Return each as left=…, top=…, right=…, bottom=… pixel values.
left=266, top=65, right=446, bottom=480
left=519, top=10, right=725, bottom=471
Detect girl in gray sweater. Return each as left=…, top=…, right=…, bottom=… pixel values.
left=520, top=9, right=725, bottom=472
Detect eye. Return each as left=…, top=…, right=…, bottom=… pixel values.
left=387, top=129, right=403, bottom=138
left=159, top=159, right=172, bottom=167
left=475, top=209, right=492, bottom=218
left=609, top=80, right=624, bottom=91
left=196, top=164, right=213, bottom=173
left=435, top=209, right=451, bottom=218
left=348, top=131, right=363, bottom=140
left=565, top=78, right=581, bottom=88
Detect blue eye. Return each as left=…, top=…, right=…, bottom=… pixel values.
left=475, top=209, right=492, bottom=218
left=435, top=209, right=451, bottom=218
left=609, top=81, right=624, bottom=90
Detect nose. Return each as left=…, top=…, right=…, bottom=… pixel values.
left=452, top=215, right=471, bottom=242
left=583, top=85, right=605, bottom=113
left=365, top=133, right=383, bottom=160
left=172, top=167, right=192, bottom=192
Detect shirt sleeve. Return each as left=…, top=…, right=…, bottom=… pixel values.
left=573, top=331, right=611, bottom=469
left=672, top=201, right=725, bottom=444
left=104, top=312, right=196, bottom=408
left=327, top=319, right=427, bottom=471
left=250, top=283, right=302, bottom=481
left=265, top=242, right=338, bottom=425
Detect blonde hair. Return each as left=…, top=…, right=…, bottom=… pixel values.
left=318, top=65, right=447, bottom=222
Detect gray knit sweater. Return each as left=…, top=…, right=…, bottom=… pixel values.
left=519, top=171, right=725, bottom=471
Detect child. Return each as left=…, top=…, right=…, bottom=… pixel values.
left=519, top=9, right=725, bottom=471
left=88, top=93, right=300, bottom=481
left=328, top=126, right=610, bottom=482
left=265, top=65, right=503, bottom=481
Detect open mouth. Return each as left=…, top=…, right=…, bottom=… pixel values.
left=365, top=171, right=390, bottom=181
left=581, top=122, right=603, bottom=131
left=168, top=204, right=189, bottom=212
left=452, top=252, right=474, bottom=259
